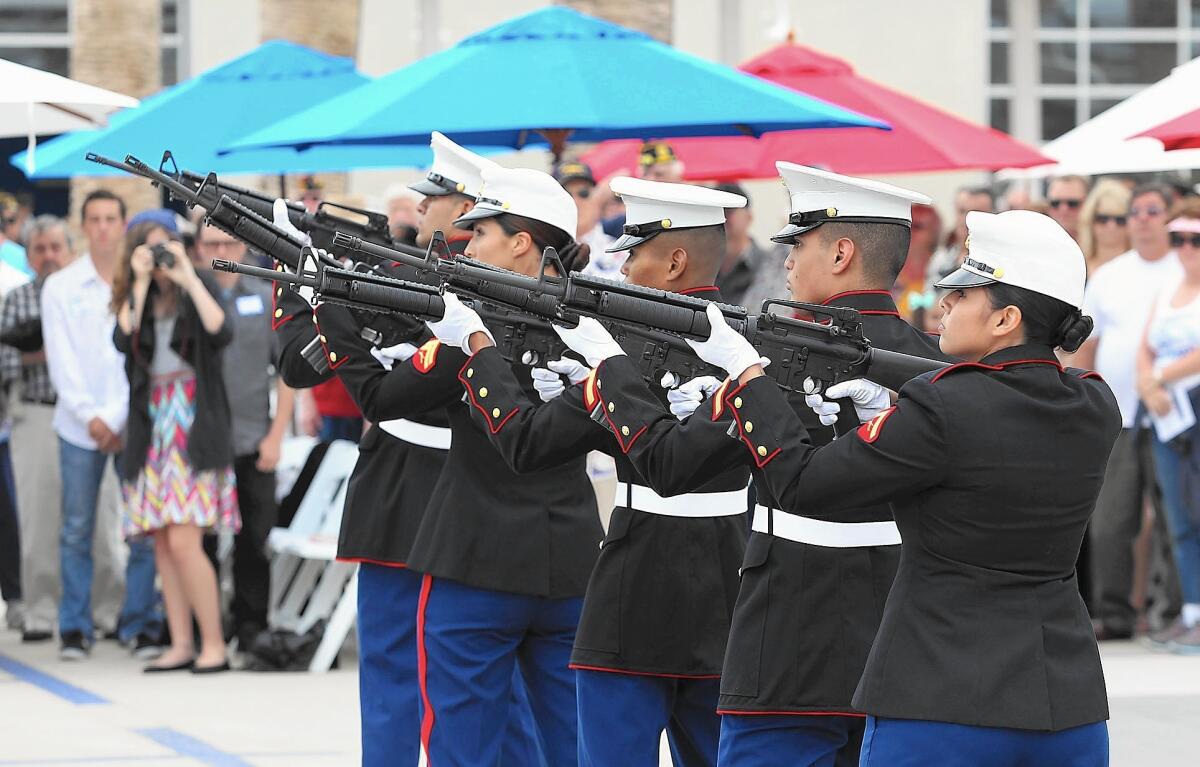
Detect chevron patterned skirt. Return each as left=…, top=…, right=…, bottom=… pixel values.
left=121, top=373, right=240, bottom=539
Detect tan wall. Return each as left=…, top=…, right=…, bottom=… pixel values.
left=69, top=0, right=163, bottom=247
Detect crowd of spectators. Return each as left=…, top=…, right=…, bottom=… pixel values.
left=2, top=147, right=1200, bottom=667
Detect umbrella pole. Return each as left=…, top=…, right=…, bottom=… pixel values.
left=279, top=173, right=287, bottom=200
left=536, top=129, right=572, bottom=164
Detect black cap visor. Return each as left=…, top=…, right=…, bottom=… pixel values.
left=770, top=221, right=823, bottom=244
left=452, top=204, right=503, bottom=230
left=934, top=265, right=997, bottom=292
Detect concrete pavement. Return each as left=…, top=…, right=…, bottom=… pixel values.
left=1, top=625, right=1198, bottom=765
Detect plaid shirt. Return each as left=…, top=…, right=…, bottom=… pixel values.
left=0, top=278, right=56, bottom=404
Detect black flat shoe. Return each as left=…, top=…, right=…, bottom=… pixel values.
left=190, top=660, right=230, bottom=674
left=143, top=659, right=195, bottom=673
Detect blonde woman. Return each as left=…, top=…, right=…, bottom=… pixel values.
left=1079, top=180, right=1132, bottom=274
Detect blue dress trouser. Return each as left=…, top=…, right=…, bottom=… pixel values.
left=356, top=564, right=546, bottom=767
left=418, top=575, right=581, bottom=767
left=717, top=713, right=857, bottom=767
left=858, top=716, right=1109, bottom=767
left=576, top=669, right=721, bottom=767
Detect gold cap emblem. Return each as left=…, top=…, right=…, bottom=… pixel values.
left=455, top=182, right=465, bottom=192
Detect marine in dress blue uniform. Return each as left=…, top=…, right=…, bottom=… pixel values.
left=556, top=165, right=951, bottom=767
left=323, top=165, right=602, bottom=767
left=427, top=178, right=753, bottom=767
left=688, top=209, right=1118, bottom=767
left=272, top=133, right=544, bottom=767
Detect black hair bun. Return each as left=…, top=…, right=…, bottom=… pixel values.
left=559, top=241, right=591, bottom=273
left=1056, top=311, right=1093, bottom=353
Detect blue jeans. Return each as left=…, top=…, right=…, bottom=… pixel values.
left=1152, top=436, right=1200, bottom=605
left=319, top=416, right=362, bottom=444
left=58, top=438, right=159, bottom=641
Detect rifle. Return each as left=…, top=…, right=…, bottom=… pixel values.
left=335, top=233, right=947, bottom=395
left=336, top=232, right=728, bottom=387
left=84, top=151, right=425, bottom=265
left=211, top=252, right=576, bottom=370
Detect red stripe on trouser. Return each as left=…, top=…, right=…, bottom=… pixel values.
left=416, top=574, right=435, bottom=764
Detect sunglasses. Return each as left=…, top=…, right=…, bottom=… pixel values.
left=1129, top=206, right=1166, bottom=218
left=1049, top=198, right=1083, bottom=210
left=1095, top=214, right=1127, bottom=226
left=1169, top=232, right=1200, bottom=248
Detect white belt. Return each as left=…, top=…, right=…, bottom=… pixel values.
left=379, top=419, right=452, bottom=451
left=752, top=506, right=901, bottom=548
left=616, top=481, right=747, bottom=518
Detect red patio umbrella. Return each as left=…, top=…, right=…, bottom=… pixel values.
left=1133, top=107, right=1200, bottom=151
left=581, top=42, right=1049, bottom=181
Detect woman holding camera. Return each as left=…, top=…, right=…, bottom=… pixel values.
left=112, top=220, right=239, bottom=673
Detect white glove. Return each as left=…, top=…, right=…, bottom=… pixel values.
left=426, top=292, right=493, bottom=350
left=552, top=317, right=625, bottom=367
left=685, top=304, right=760, bottom=380
left=529, top=358, right=590, bottom=403
left=667, top=375, right=723, bottom=420
left=805, top=378, right=892, bottom=426
left=370, top=342, right=418, bottom=371
left=272, top=199, right=311, bottom=246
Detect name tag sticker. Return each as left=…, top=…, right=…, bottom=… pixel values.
left=236, top=294, right=265, bottom=316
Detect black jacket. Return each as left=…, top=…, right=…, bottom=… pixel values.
left=458, top=285, right=749, bottom=676
left=588, top=291, right=951, bottom=714
left=113, top=270, right=233, bottom=482
left=315, top=299, right=601, bottom=598
left=312, top=301, right=450, bottom=566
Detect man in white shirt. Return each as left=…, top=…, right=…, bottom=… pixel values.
left=1075, top=182, right=1182, bottom=640
left=41, top=190, right=159, bottom=660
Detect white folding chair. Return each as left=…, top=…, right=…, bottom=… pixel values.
left=267, top=440, right=358, bottom=628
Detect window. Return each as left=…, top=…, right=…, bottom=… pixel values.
left=990, top=98, right=1012, bottom=134
left=0, top=1, right=185, bottom=85
left=987, top=0, right=1200, bottom=143
left=990, top=41, right=1010, bottom=84
left=1090, top=42, right=1177, bottom=84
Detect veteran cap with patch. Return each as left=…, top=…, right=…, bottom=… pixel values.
left=772, top=161, right=931, bottom=244
left=606, top=177, right=746, bottom=253
left=453, top=166, right=579, bottom=240
left=409, top=131, right=497, bottom=198
left=935, top=210, right=1086, bottom=309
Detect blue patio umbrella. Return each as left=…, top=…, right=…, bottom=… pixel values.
left=226, top=7, right=887, bottom=160
left=9, top=40, right=492, bottom=179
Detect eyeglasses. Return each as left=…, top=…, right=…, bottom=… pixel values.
left=1095, top=214, right=1127, bottom=226
left=1169, top=232, right=1200, bottom=248
left=1129, top=206, right=1166, bottom=218
left=1049, top=198, right=1083, bottom=210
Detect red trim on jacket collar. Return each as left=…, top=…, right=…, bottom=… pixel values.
left=822, top=289, right=894, bottom=304
left=821, top=289, right=901, bottom=317
left=679, top=285, right=720, bottom=296
left=930, top=358, right=1064, bottom=383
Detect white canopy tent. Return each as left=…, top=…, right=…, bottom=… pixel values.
left=0, top=58, right=139, bottom=174
left=999, top=56, right=1200, bottom=180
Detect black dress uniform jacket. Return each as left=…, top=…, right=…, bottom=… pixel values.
left=457, top=285, right=750, bottom=677
left=271, top=261, right=451, bottom=567
left=313, top=302, right=451, bottom=566
left=589, top=291, right=950, bottom=715
left=719, top=343, right=1121, bottom=731
left=317, top=301, right=602, bottom=598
